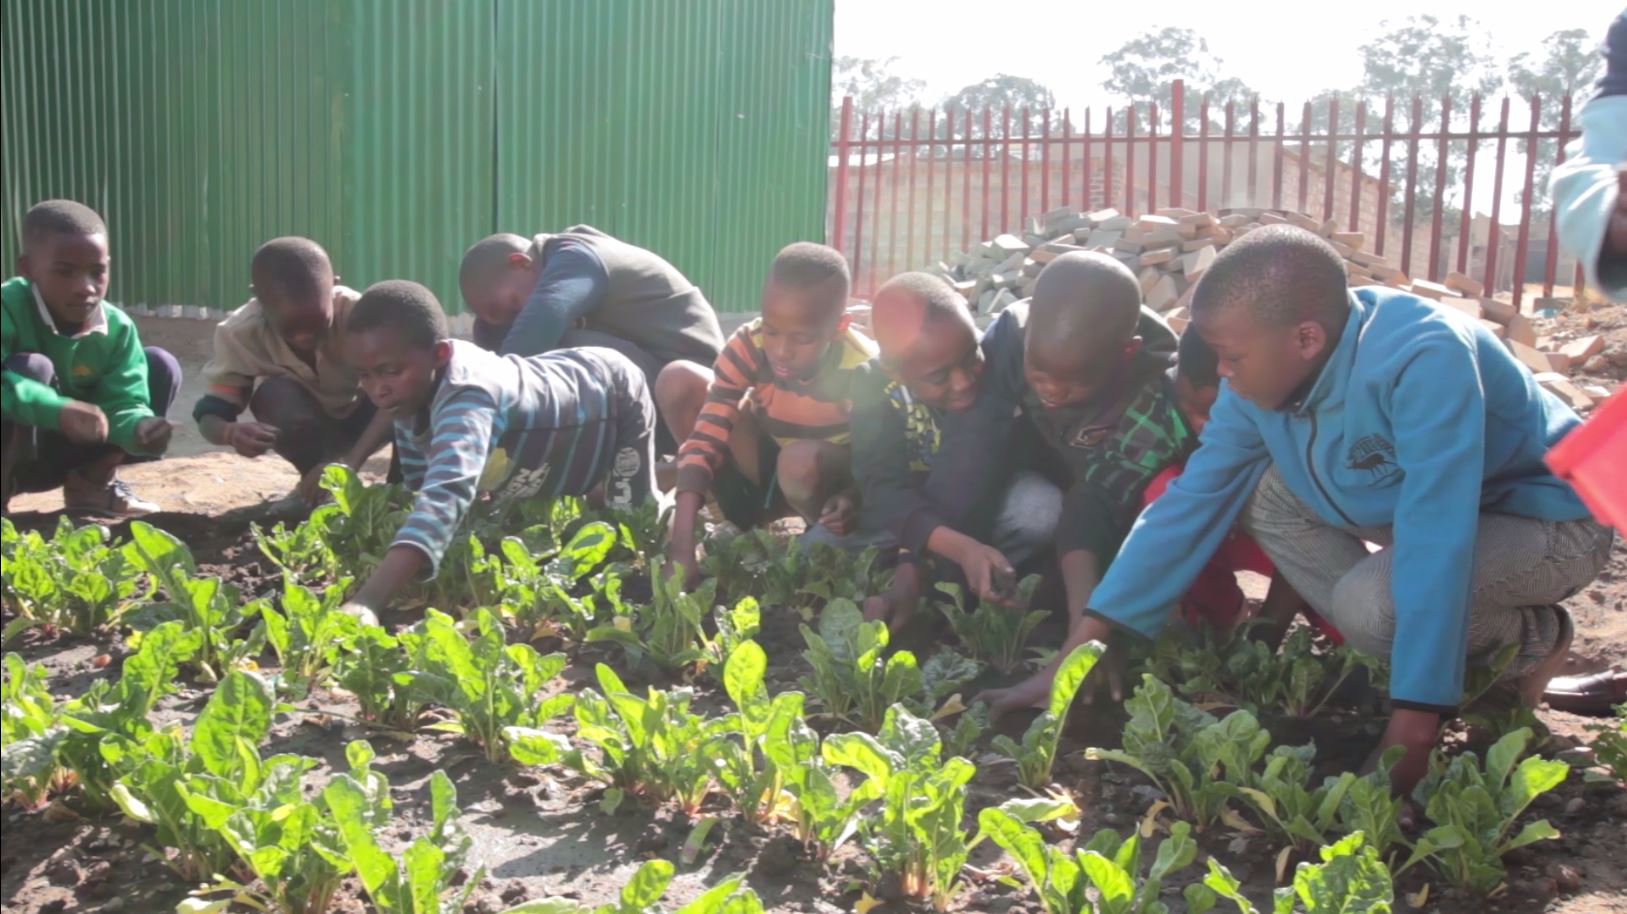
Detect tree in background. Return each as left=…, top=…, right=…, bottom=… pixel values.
left=940, top=74, right=1057, bottom=141
left=1098, top=26, right=1258, bottom=132
left=1508, top=28, right=1605, bottom=212
left=831, top=56, right=927, bottom=137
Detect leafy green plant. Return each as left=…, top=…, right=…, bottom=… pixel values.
left=1194, top=831, right=1394, bottom=914
left=253, top=516, right=341, bottom=585
left=1334, top=748, right=1407, bottom=865
left=700, top=527, right=784, bottom=607
left=326, top=764, right=482, bottom=914
left=317, top=463, right=414, bottom=576
left=608, top=499, right=670, bottom=569
left=334, top=623, right=427, bottom=731
left=823, top=704, right=977, bottom=910
left=101, top=668, right=279, bottom=881
left=2, top=652, right=73, bottom=806
left=184, top=743, right=377, bottom=914
left=993, top=641, right=1103, bottom=788
left=1, top=516, right=147, bottom=640
left=980, top=806, right=1200, bottom=914
left=489, top=522, right=620, bottom=638
left=936, top=576, right=1048, bottom=675
left=799, top=598, right=921, bottom=731
left=1583, top=705, right=1626, bottom=784
left=761, top=705, right=874, bottom=862
left=714, top=641, right=803, bottom=825
left=588, top=571, right=718, bottom=674
left=121, top=522, right=265, bottom=682
left=708, top=597, right=762, bottom=676
left=1406, top=727, right=1567, bottom=896
left=409, top=608, right=573, bottom=762
left=1234, top=742, right=1360, bottom=858
left=261, top=580, right=359, bottom=698
left=1086, top=675, right=1268, bottom=830
left=516, top=663, right=729, bottom=816
left=1147, top=624, right=1376, bottom=719
left=4, top=622, right=199, bottom=809
left=495, top=859, right=765, bottom=914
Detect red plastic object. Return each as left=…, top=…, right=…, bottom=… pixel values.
left=1546, top=388, right=1627, bottom=532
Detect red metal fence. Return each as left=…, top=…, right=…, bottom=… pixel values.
left=829, top=80, right=1584, bottom=308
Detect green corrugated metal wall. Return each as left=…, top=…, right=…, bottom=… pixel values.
left=0, top=0, right=831, bottom=316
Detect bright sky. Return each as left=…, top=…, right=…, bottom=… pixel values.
left=836, top=0, right=1621, bottom=110
left=836, top=1, right=1620, bottom=217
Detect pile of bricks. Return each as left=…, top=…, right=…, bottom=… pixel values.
left=933, top=206, right=1606, bottom=410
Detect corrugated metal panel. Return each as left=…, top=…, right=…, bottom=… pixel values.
left=2, top=0, right=829, bottom=315
left=495, top=0, right=831, bottom=314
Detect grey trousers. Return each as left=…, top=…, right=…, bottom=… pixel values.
left=1240, top=463, right=1614, bottom=674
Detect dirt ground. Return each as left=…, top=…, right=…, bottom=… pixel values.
left=2, top=305, right=1625, bottom=914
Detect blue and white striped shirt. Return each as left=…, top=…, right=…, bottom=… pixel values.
left=392, top=340, right=653, bottom=575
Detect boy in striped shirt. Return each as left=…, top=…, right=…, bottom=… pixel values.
left=336, top=280, right=655, bottom=620
left=660, top=243, right=877, bottom=587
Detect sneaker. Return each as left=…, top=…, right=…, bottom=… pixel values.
left=63, top=476, right=159, bottom=517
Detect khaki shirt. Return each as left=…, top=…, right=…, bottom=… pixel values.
left=202, top=285, right=364, bottom=418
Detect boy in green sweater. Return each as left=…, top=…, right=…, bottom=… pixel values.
left=1, top=200, right=180, bottom=516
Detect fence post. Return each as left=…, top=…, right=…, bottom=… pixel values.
left=832, top=96, right=853, bottom=252
left=1512, top=94, right=1543, bottom=310
left=1169, top=79, right=1184, bottom=209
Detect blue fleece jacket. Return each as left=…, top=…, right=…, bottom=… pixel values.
left=1550, top=12, right=1626, bottom=301
left=1088, top=287, right=1592, bottom=710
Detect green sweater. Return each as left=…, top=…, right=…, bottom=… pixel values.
left=1, top=276, right=156, bottom=454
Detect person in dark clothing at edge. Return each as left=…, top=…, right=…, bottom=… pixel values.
left=457, top=225, right=725, bottom=454
left=980, top=225, right=1613, bottom=799
left=852, top=271, right=1062, bottom=632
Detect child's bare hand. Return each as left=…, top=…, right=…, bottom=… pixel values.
left=295, top=464, right=329, bottom=506
left=133, top=417, right=176, bottom=454
left=817, top=492, right=858, bottom=536
left=227, top=421, right=280, bottom=457
left=956, top=541, right=1017, bottom=606
left=57, top=400, right=109, bottom=445
left=1608, top=165, right=1627, bottom=259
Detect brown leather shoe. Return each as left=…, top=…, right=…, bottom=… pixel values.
left=1543, top=668, right=1627, bottom=714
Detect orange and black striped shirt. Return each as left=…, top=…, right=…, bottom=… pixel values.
left=674, top=316, right=877, bottom=494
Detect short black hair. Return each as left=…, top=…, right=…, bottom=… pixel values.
left=1176, top=329, right=1220, bottom=390
left=349, top=280, right=448, bottom=350
left=1029, top=251, right=1141, bottom=352
left=23, top=199, right=107, bottom=246
left=459, top=233, right=529, bottom=292
left=876, top=271, right=972, bottom=325
left=770, top=242, right=851, bottom=291
left=1191, top=225, right=1350, bottom=328
left=251, top=236, right=333, bottom=299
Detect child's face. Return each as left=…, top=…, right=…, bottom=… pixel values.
left=1196, top=306, right=1328, bottom=410
left=1174, top=374, right=1219, bottom=437
left=348, top=326, right=451, bottom=418
left=463, top=256, right=538, bottom=329
left=258, top=277, right=335, bottom=354
left=760, top=279, right=849, bottom=383
left=1024, top=336, right=1138, bottom=411
left=888, top=316, right=983, bottom=413
left=18, top=231, right=110, bottom=327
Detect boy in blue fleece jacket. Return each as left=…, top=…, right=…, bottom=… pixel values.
left=984, top=225, right=1614, bottom=796
left=1551, top=11, right=1626, bottom=302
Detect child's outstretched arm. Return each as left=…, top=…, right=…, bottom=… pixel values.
left=343, top=388, right=497, bottom=617
left=498, top=241, right=609, bottom=356
left=668, top=325, right=759, bottom=586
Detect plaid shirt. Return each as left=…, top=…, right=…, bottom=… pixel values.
left=1021, top=338, right=1193, bottom=558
